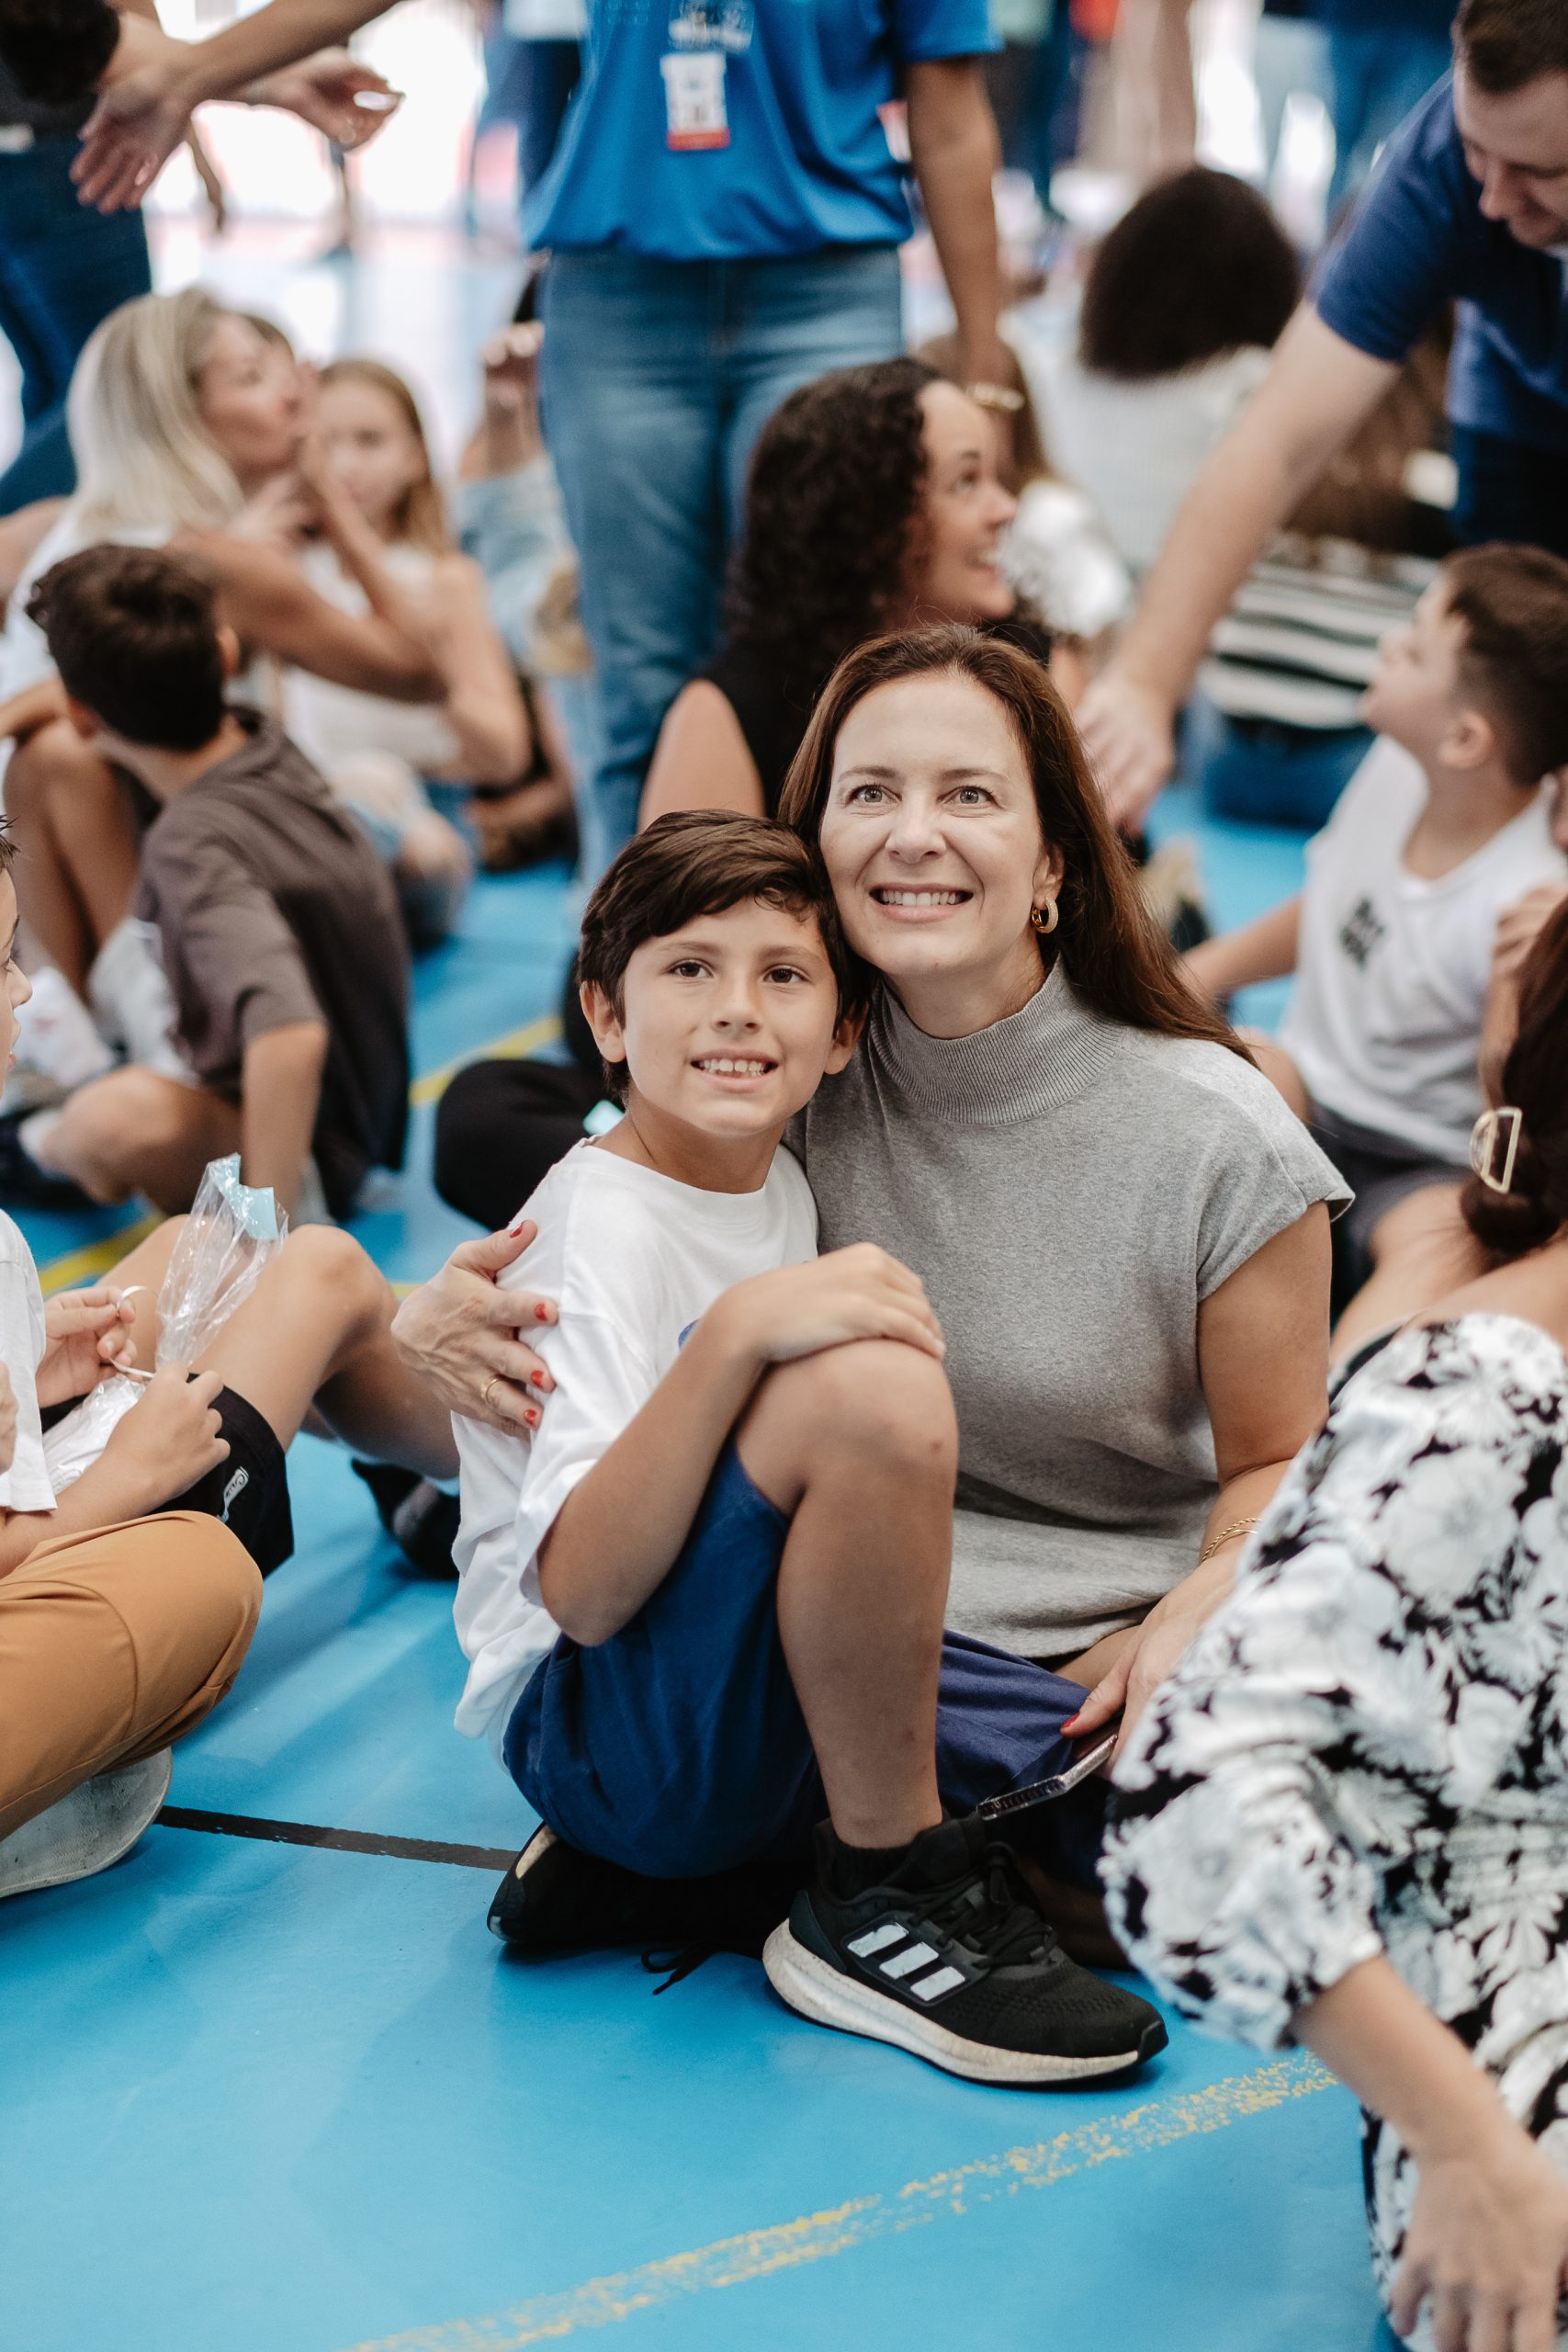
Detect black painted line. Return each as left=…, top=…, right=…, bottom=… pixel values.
left=155, top=1805, right=513, bottom=1871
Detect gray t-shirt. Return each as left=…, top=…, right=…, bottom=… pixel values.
left=797, top=966, right=1349, bottom=1660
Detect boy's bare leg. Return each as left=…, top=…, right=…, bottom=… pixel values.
left=1332, top=1182, right=1486, bottom=1362
left=6, top=724, right=141, bottom=994
left=736, top=1339, right=953, bottom=1850
left=39, top=1069, right=240, bottom=1212
left=195, top=1227, right=457, bottom=1477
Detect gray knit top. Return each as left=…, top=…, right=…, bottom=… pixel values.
left=796, top=963, right=1349, bottom=1661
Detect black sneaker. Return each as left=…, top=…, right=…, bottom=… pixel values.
left=763, top=1815, right=1168, bottom=2086
left=350, top=1460, right=460, bottom=1578
left=490, top=1824, right=798, bottom=1961
left=0, top=1109, right=92, bottom=1211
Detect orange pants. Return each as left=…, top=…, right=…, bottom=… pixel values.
left=0, top=1511, right=262, bottom=1841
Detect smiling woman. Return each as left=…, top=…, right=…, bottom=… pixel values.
left=778, top=624, right=1348, bottom=1732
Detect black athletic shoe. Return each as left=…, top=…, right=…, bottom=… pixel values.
left=0, top=1110, right=92, bottom=1211
left=763, top=1815, right=1168, bottom=2086
left=490, top=1824, right=798, bottom=1962
left=350, top=1460, right=460, bottom=1578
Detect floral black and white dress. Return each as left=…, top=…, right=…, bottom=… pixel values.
left=1102, top=1314, right=1568, bottom=2347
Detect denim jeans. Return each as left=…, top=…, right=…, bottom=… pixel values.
left=1450, top=424, right=1568, bottom=557
left=539, top=243, right=903, bottom=861
left=1180, top=692, right=1371, bottom=832
left=0, top=134, right=152, bottom=513
left=1324, top=28, right=1451, bottom=218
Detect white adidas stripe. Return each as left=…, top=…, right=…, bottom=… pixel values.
left=880, top=1941, right=938, bottom=1981
left=910, top=1965, right=964, bottom=2002
left=846, top=1923, right=905, bottom=1960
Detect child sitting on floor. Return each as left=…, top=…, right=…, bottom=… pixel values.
left=452, top=809, right=1164, bottom=2087
left=1184, top=543, right=1568, bottom=1304
left=0, top=815, right=457, bottom=1886
left=6, top=545, right=410, bottom=1224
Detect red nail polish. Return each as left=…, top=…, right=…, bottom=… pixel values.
left=534, top=1302, right=551, bottom=1323
left=524, top=1406, right=539, bottom=1427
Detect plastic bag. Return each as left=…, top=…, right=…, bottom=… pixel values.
left=41, top=1157, right=288, bottom=1492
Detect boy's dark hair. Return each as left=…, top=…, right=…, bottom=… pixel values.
left=1456, top=0, right=1568, bottom=93
left=1461, top=893, right=1568, bottom=1257
left=577, top=810, right=861, bottom=1104
left=0, top=0, right=118, bottom=104
left=28, top=546, right=228, bottom=752
left=1442, top=543, right=1568, bottom=783
left=1078, top=167, right=1299, bottom=382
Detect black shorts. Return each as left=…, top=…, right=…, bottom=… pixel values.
left=168, top=1385, right=294, bottom=1577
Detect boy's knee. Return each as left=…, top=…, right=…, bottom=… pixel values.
left=282, top=1225, right=388, bottom=1320
left=49, top=1070, right=173, bottom=1195
left=755, top=1339, right=957, bottom=1482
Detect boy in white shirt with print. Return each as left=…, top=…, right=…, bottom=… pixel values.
left=1186, top=544, right=1568, bottom=1308
left=453, top=810, right=1164, bottom=2086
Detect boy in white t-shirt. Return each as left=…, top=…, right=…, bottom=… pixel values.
left=1185, top=544, right=1568, bottom=1303
left=454, top=810, right=1164, bottom=2087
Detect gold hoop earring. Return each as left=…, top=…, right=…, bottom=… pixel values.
left=1031, top=897, right=1058, bottom=936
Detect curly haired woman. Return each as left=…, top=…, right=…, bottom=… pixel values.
left=638, top=356, right=1050, bottom=824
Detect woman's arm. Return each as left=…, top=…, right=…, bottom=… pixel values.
left=421, top=555, right=532, bottom=786
left=639, top=683, right=766, bottom=827
left=0, top=677, right=70, bottom=748
left=1299, top=1960, right=1568, bottom=2352
left=183, top=532, right=442, bottom=703
left=1068, top=1204, right=1332, bottom=1752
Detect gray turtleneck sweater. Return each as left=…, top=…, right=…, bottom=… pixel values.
left=796, top=965, right=1348, bottom=1661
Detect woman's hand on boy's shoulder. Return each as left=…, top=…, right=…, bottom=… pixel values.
left=391, top=1225, right=558, bottom=1432
left=712, top=1245, right=945, bottom=1374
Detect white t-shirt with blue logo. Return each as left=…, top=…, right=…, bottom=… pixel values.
left=451, top=1138, right=818, bottom=1757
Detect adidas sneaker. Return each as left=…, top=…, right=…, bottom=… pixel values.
left=763, top=1814, right=1167, bottom=2086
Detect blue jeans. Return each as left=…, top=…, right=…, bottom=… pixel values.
left=0, top=134, right=152, bottom=514
left=1450, top=424, right=1568, bottom=556
left=1325, top=28, right=1451, bottom=218
left=539, top=243, right=903, bottom=861
left=1181, top=692, right=1371, bottom=832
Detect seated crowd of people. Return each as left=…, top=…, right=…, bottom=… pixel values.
left=4, top=0, right=1568, bottom=2342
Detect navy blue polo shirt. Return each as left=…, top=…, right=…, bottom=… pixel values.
left=1313, top=76, right=1568, bottom=453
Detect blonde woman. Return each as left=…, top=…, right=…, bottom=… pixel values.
left=0, top=290, right=449, bottom=1105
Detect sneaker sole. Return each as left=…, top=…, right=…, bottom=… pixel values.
left=0, top=1748, right=173, bottom=1900
left=762, top=1921, right=1165, bottom=2086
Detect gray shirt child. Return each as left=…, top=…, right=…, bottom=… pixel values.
left=798, top=965, right=1349, bottom=1661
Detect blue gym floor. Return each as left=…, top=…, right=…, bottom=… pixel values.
left=1, top=799, right=1396, bottom=2352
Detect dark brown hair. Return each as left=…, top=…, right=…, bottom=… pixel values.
left=1442, top=543, right=1568, bottom=783
left=1078, top=168, right=1299, bottom=382
left=778, top=625, right=1249, bottom=1059
left=28, top=545, right=227, bottom=752
left=1461, top=894, right=1568, bottom=1256
left=1457, top=0, right=1568, bottom=92
left=578, top=810, right=862, bottom=1102
left=724, top=358, right=939, bottom=695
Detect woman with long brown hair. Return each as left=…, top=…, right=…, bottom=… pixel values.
left=397, top=622, right=1346, bottom=1815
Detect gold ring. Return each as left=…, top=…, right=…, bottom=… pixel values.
left=480, top=1374, right=502, bottom=1414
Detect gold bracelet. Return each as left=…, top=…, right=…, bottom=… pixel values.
left=964, top=379, right=1025, bottom=413
left=1199, top=1515, right=1260, bottom=1566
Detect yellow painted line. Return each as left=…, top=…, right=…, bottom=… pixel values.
left=410, top=1013, right=561, bottom=1109
left=37, top=1214, right=161, bottom=1297
left=33, top=1010, right=563, bottom=1295
left=340, top=2052, right=1337, bottom=2351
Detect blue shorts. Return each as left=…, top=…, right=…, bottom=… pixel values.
left=503, top=1442, right=1102, bottom=1884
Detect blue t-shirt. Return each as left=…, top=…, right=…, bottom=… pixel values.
left=526, top=0, right=996, bottom=262
left=1314, top=76, right=1568, bottom=452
